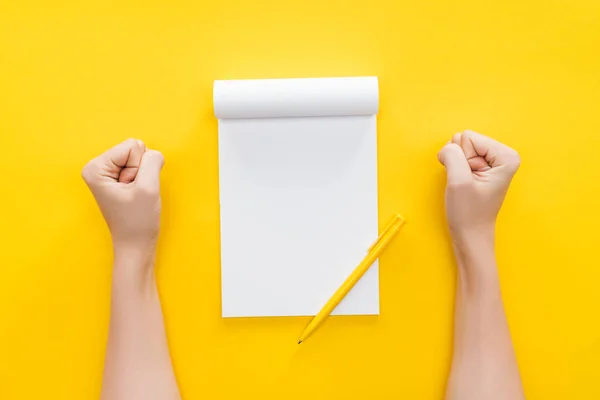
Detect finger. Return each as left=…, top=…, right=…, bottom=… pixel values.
left=135, top=150, right=164, bottom=192
left=97, top=138, right=143, bottom=180
left=437, top=143, right=472, bottom=186
left=460, top=132, right=490, bottom=171
left=118, top=140, right=146, bottom=183
left=462, top=130, right=520, bottom=171
left=451, top=133, right=462, bottom=145
left=82, top=138, right=143, bottom=185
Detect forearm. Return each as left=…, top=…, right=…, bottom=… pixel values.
left=101, top=245, right=181, bottom=400
left=446, top=229, right=524, bottom=400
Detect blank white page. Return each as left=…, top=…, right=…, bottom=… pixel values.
left=215, top=77, right=379, bottom=317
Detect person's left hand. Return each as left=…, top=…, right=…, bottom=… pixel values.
left=82, top=139, right=165, bottom=251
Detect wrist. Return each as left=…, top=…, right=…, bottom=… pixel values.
left=450, top=224, right=495, bottom=250
left=112, top=241, right=157, bottom=287
left=450, top=226, right=499, bottom=286
left=111, top=232, right=158, bottom=252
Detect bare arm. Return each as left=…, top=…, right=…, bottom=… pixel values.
left=446, top=233, right=524, bottom=399
left=83, top=139, right=181, bottom=400
left=438, top=130, right=525, bottom=400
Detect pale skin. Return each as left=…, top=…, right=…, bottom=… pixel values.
left=438, top=130, right=525, bottom=400
left=82, top=139, right=181, bottom=400
left=84, top=131, right=523, bottom=399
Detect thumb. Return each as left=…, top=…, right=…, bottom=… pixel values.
left=462, top=130, right=521, bottom=174
left=135, top=150, right=165, bottom=192
left=437, top=143, right=472, bottom=186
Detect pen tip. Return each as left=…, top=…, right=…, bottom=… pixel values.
left=297, top=341, right=302, bottom=345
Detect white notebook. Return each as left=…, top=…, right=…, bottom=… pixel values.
left=215, top=77, right=379, bottom=318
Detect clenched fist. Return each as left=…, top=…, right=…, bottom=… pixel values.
left=82, top=139, right=164, bottom=251
left=437, top=130, right=520, bottom=240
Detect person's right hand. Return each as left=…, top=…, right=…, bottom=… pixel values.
left=437, top=130, right=520, bottom=240
left=82, top=139, right=165, bottom=251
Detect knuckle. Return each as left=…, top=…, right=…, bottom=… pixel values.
left=150, top=149, right=164, bottom=160
left=504, top=148, right=521, bottom=169
left=438, top=143, right=455, bottom=157
left=438, top=143, right=464, bottom=165
left=445, top=143, right=463, bottom=154
left=81, top=161, right=96, bottom=183
left=511, top=149, right=521, bottom=163
left=437, top=150, right=444, bottom=162
left=119, top=138, right=139, bottom=150
left=147, top=150, right=165, bottom=166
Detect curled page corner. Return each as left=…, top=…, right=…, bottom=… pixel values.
left=213, top=76, right=379, bottom=120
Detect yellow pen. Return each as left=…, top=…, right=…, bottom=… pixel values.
left=298, top=214, right=406, bottom=344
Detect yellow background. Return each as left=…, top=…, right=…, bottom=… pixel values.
left=1, top=0, right=599, bottom=398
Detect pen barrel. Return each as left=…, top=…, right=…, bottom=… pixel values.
left=298, top=215, right=405, bottom=343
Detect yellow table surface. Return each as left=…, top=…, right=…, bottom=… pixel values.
left=1, top=1, right=599, bottom=399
